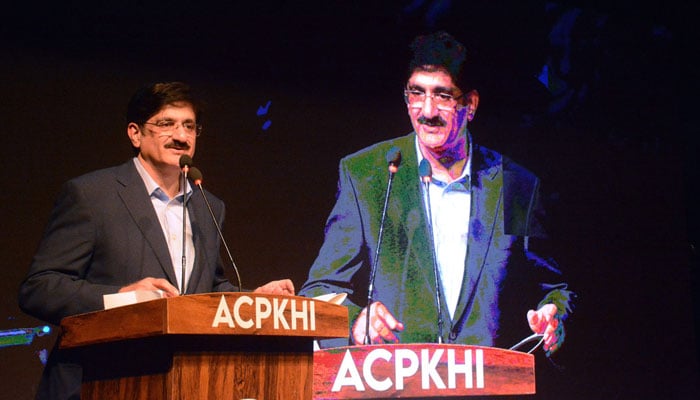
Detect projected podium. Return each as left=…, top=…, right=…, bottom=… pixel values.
left=313, top=344, right=535, bottom=399
left=59, top=292, right=348, bottom=400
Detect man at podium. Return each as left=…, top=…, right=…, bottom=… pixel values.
left=299, top=32, right=573, bottom=355
left=18, top=82, right=294, bottom=399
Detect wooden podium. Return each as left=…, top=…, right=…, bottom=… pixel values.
left=59, top=292, right=348, bottom=400
left=313, top=344, right=535, bottom=399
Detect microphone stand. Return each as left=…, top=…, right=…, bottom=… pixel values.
left=364, top=148, right=401, bottom=345
left=189, top=167, right=243, bottom=292
left=180, top=166, right=189, bottom=295
left=420, top=159, right=444, bottom=343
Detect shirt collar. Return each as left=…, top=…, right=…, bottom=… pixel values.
left=414, top=132, right=472, bottom=187
left=132, top=157, right=192, bottom=201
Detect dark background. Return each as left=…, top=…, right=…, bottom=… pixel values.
left=1, top=1, right=697, bottom=398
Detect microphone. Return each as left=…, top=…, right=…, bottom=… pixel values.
left=364, top=147, right=402, bottom=345
left=179, top=154, right=193, bottom=294
left=179, top=154, right=193, bottom=170
left=418, top=158, right=431, bottom=184
left=419, top=158, right=444, bottom=343
left=188, top=167, right=243, bottom=292
left=188, top=166, right=202, bottom=184
left=387, top=146, right=402, bottom=173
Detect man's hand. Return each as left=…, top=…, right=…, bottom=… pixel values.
left=352, top=301, right=405, bottom=344
left=527, top=303, right=561, bottom=353
left=253, top=279, right=295, bottom=295
left=119, top=277, right=180, bottom=297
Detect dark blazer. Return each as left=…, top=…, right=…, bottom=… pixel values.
left=300, top=132, right=571, bottom=348
left=18, top=160, right=236, bottom=399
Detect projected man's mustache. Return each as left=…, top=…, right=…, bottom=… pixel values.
left=418, top=115, right=446, bottom=127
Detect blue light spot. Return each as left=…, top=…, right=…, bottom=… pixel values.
left=256, top=100, right=272, bottom=116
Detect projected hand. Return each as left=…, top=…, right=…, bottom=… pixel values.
left=352, top=301, right=405, bottom=344
left=254, top=279, right=295, bottom=295
left=527, top=303, right=562, bottom=353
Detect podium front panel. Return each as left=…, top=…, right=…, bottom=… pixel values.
left=313, top=344, right=535, bottom=399
left=60, top=293, right=348, bottom=348
left=56, top=293, right=349, bottom=400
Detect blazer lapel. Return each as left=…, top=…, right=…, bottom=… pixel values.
left=451, top=146, right=503, bottom=325
left=394, top=140, right=436, bottom=288
left=387, top=135, right=452, bottom=338
left=115, top=161, right=179, bottom=286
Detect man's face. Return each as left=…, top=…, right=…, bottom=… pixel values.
left=406, top=69, right=468, bottom=155
left=128, top=103, right=197, bottom=171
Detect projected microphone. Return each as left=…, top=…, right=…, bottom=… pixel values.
left=364, top=147, right=402, bottom=345
left=179, top=155, right=193, bottom=294
left=188, top=167, right=243, bottom=291
left=419, top=158, right=444, bottom=343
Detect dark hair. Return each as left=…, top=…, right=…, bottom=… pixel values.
left=408, top=31, right=468, bottom=90
left=126, top=82, right=203, bottom=125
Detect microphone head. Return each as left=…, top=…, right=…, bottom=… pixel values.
left=386, top=147, right=402, bottom=173
left=189, top=167, right=203, bottom=185
left=418, top=159, right=432, bottom=183
left=179, top=154, right=193, bottom=169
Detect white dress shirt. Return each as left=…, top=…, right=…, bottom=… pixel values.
left=417, top=138, right=472, bottom=319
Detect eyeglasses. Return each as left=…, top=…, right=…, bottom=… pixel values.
left=143, top=119, right=202, bottom=137
left=404, top=88, right=464, bottom=111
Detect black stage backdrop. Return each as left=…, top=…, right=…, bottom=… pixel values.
left=1, top=1, right=697, bottom=399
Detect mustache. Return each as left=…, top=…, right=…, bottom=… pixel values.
left=164, top=141, right=191, bottom=151
left=417, top=115, right=446, bottom=127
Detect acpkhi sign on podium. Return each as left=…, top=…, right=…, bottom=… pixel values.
left=313, top=343, right=535, bottom=399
